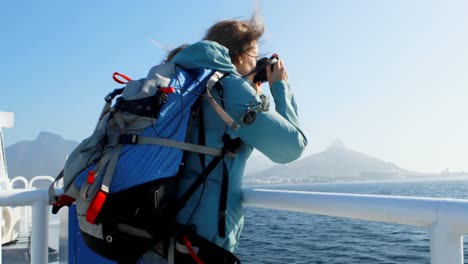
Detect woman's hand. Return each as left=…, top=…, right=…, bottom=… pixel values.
left=266, top=55, right=288, bottom=87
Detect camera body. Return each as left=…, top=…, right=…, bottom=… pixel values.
left=253, top=56, right=279, bottom=83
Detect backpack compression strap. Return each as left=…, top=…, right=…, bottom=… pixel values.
left=114, top=134, right=222, bottom=157
left=85, top=145, right=122, bottom=224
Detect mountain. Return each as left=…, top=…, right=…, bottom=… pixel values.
left=5, top=132, right=79, bottom=180
left=4, top=131, right=276, bottom=179
left=5, top=134, right=454, bottom=186
left=244, top=140, right=416, bottom=184
left=244, top=153, right=275, bottom=175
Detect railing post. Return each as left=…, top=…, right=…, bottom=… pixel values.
left=31, top=193, right=49, bottom=264
left=0, top=207, right=2, bottom=264
left=430, top=223, right=463, bottom=264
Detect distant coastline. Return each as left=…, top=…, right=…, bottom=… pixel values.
left=5, top=132, right=467, bottom=186
left=244, top=168, right=468, bottom=185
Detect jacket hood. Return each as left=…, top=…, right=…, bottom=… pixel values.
left=170, top=40, right=239, bottom=74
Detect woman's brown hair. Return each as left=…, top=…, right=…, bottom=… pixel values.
left=203, top=13, right=265, bottom=63
left=164, top=13, right=264, bottom=64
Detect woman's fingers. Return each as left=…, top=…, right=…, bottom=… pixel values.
left=267, top=58, right=288, bottom=86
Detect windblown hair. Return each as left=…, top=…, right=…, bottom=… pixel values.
left=203, top=12, right=265, bottom=62
left=165, top=12, right=265, bottom=64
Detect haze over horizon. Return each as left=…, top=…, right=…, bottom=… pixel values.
left=1, top=1, right=467, bottom=174
left=5, top=131, right=466, bottom=179
left=3, top=130, right=451, bottom=182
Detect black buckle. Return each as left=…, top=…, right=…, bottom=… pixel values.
left=118, top=134, right=139, bottom=144
left=241, top=110, right=256, bottom=125
left=105, top=88, right=125, bottom=103
left=222, top=134, right=241, bottom=156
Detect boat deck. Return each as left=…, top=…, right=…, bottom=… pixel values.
left=2, top=236, right=58, bottom=264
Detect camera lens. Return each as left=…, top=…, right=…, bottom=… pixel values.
left=253, top=57, right=270, bottom=83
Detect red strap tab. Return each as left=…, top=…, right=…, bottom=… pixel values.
left=87, top=170, right=95, bottom=184
left=160, top=87, right=175, bottom=94
left=112, top=72, right=132, bottom=84
left=86, top=190, right=107, bottom=224
left=52, top=195, right=76, bottom=207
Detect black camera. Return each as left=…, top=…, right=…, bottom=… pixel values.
left=253, top=56, right=279, bottom=83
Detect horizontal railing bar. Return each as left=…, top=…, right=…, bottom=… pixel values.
left=0, top=188, right=49, bottom=207
left=242, top=188, right=468, bottom=234
left=2, top=187, right=468, bottom=264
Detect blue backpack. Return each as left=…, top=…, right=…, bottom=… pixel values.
left=49, top=62, right=242, bottom=263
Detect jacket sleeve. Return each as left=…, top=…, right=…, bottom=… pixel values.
left=222, top=76, right=308, bottom=164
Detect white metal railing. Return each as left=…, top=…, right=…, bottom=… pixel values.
left=0, top=188, right=49, bottom=264
left=242, top=188, right=468, bottom=264
left=2, top=187, right=468, bottom=263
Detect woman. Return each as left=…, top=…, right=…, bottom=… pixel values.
left=144, top=12, right=307, bottom=263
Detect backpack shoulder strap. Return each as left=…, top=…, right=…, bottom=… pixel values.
left=205, top=72, right=240, bottom=131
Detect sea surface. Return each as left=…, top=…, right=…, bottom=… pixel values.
left=236, top=179, right=468, bottom=264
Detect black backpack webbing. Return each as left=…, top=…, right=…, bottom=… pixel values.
left=171, top=110, right=240, bottom=237
left=171, top=81, right=240, bottom=238
left=171, top=139, right=239, bottom=225
left=216, top=81, right=233, bottom=238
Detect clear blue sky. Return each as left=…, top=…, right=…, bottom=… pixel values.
left=1, top=0, right=467, bottom=173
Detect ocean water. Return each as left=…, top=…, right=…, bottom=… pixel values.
left=236, top=179, right=468, bottom=264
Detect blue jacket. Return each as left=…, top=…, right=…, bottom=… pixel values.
left=171, top=41, right=308, bottom=252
